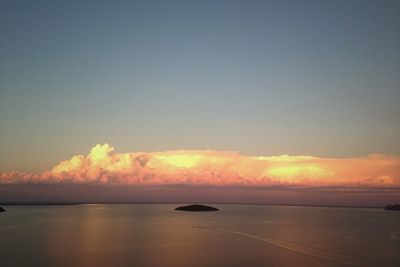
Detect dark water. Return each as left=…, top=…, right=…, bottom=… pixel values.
left=1, top=204, right=399, bottom=267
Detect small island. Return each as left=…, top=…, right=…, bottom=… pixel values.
left=0, top=207, right=6, bottom=212
left=385, top=204, right=400, bottom=211
left=175, top=204, right=219, bottom=212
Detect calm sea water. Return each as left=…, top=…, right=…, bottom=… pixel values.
left=0, top=204, right=399, bottom=267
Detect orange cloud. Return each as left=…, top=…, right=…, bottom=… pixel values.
left=1, top=144, right=399, bottom=186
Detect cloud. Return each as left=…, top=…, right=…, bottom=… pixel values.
left=1, top=144, right=399, bottom=186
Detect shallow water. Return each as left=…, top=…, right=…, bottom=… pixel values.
left=1, top=204, right=399, bottom=267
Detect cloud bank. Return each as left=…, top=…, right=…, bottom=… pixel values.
left=1, top=144, right=399, bottom=187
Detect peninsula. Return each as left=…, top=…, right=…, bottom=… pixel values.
left=385, top=204, right=400, bottom=211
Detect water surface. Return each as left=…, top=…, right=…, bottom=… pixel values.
left=1, top=204, right=399, bottom=267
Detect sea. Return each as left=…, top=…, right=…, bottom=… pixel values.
left=0, top=204, right=399, bottom=267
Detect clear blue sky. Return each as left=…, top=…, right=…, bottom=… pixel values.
left=1, top=0, right=399, bottom=172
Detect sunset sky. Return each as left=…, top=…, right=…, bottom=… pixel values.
left=0, top=1, right=399, bottom=205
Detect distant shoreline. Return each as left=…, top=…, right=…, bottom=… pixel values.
left=0, top=202, right=384, bottom=209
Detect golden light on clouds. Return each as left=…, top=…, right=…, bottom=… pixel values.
left=0, top=144, right=399, bottom=186
left=154, top=154, right=202, bottom=169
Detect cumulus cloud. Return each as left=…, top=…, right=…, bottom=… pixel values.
left=1, top=144, right=399, bottom=186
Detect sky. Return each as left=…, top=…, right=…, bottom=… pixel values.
left=0, top=1, right=399, bottom=205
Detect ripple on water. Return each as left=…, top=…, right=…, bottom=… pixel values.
left=389, top=231, right=400, bottom=240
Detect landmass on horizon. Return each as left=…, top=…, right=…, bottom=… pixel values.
left=385, top=204, right=400, bottom=211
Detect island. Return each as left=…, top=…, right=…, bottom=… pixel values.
left=175, top=204, right=219, bottom=212
left=0, top=207, right=6, bottom=212
left=385, top=204, right=400, bottom=211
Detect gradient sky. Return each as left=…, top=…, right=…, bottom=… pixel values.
left=1, top=0, right=400, bottom=173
